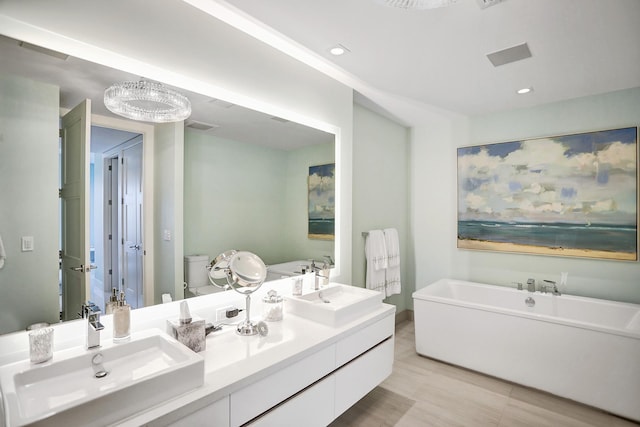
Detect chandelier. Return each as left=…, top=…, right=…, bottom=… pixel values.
left=379, top=0, right=459, bottom=9
left=104, top=80, right=191, bottom=123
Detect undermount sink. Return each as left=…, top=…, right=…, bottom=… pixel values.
left=0, top=329, right=204, bottom=427
left=284, top=283, right=384, bottom=326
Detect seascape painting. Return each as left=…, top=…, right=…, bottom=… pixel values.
left=308, top=163, right=335, bottom=240
left=457, top=127, right=638, bottom=261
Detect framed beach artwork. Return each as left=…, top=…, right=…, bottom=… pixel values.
left=457, top=127, right=638, bottom=261
left=308, top=163, right=335, bottom=240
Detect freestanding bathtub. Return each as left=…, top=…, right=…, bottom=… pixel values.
left=413, top=279, right=640, bottom=422
left=265, top=260, right=311, bottom=281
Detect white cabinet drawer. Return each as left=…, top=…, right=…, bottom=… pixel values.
left=230, top=345, right=335, bottom=426
left=334, top=336, right=394, bottom=417
left=247, top=374, right=335, bottom=427
left=335, top=314, right=394, bottom=367
left=165, top=396, right=229, bottom=427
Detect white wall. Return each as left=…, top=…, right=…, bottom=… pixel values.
left=183, top=130, right=288, bottom=264
left=154, top=122, right=184, bottom=303
left=0, top=75, right=60, bottom=333
left=352, top=104, right=411, bottom=311
left=413, top=87, right=640, bottom=305
left=410, top=110, right=463, bottom=302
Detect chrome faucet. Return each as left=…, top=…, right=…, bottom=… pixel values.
left=543, top=279, right=561, bottom=296
left=526, top=278, right=536, bottom=293
left=82, top=302, right=104, bottom=349
left=309, top=259, right=330, bottom=290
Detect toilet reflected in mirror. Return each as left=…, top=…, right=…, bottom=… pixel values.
left=184, top=255, right=225, bottom=297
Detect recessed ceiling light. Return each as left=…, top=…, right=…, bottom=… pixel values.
left=517, top=87, right=533, bottom=95
left=329, top=44, right=350, bottom=56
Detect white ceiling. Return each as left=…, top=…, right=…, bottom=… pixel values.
left=224, top=0, right=640, bottom=116
left=0, top=34, right=334, bottom=152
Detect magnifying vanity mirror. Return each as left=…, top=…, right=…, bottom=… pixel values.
left=207, top=250, right=239, bottom=290
left=211, top=250, right=267, bottom=336
left=0, top=33, right=337, bottom=335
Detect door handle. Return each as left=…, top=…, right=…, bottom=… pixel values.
left=70, top=265, right=98, bottom=272
left=129, top=245, right=141, bottom=250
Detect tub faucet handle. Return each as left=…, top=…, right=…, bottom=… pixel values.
left=526, top=278, right=536, bottom=292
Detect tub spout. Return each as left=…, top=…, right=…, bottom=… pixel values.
left=544, top=280, right=561, bottom=296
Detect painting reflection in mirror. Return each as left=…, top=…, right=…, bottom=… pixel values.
left=308, top=163, right=336, bottom=240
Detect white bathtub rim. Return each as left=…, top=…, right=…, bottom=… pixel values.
left=413, top=279, right=640, bottom=340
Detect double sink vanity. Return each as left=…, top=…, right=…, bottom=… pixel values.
left=0, top=277, right=395, bottom=426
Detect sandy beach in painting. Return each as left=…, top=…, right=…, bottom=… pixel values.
left=458, top=238, right=637, bottom=261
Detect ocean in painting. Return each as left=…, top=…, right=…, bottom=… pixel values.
left=309, top=218, right=335, bottom=236
left=458, top=220, right=637, bottom=253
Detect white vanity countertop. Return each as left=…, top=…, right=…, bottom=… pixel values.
left=0, top=277, right=395, bottom=426
left=121, top=303, right=395, bottom=426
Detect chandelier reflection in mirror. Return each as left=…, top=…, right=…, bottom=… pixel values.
left=209, top=250, right=267, bottom=336
left=104, top=80, right=191, bottom=123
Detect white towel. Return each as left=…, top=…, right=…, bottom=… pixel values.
left=365, top=230, right=387, bottom=294
left=383, top=228, right=401, bottom=297
left=384, top=228, right=400, bottom=268
left=0, top=234, right=6, bottom=269
left=366, top=230, right=387, bottom=270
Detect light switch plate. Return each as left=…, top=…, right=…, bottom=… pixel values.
left=21, top=236, right=34, bottom=252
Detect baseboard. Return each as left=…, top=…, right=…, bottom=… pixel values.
left=395, top=309, right=414, bottom=324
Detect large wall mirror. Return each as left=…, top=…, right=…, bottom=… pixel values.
left=0, top=33, right=336, bottom=334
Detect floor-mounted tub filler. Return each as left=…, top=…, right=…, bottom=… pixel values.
left=413, top=279, right=640, bottom=422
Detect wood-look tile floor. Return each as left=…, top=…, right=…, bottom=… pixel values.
left=330, top=320, right=640, bottom=427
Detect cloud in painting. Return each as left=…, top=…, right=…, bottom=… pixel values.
left=458, top=130, right=637, bottom=225
left=308, top=164, right=335, bottom=219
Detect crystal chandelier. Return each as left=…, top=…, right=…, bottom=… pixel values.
left=379, top=0, right=459, bottom=9
left=104, top=80, right=191, bottom=123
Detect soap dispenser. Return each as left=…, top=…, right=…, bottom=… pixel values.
left=105, top=288, right=118, bottom=314
left=113, top=291, right=131, bottom=342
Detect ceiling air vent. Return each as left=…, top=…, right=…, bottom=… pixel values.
left=185, top=120, right=219, bottom=132
left=18, top=41, right=69, bottom=60
left=486, top=42, right=531, bottom=67
left=476, top=0, right=505, bottom=9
